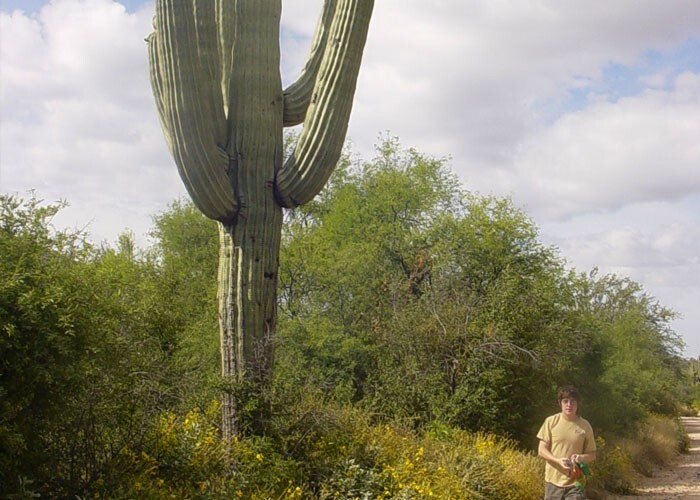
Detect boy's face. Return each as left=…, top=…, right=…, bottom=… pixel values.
left=560, top=397, right=578, bottom=419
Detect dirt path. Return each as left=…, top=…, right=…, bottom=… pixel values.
left=608, top=416, right=700, bottom=499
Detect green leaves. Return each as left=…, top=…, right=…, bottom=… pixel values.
left=568, top=271, right=685, bottom=433
left=276, top=139, right=559, bottom=434
left=0, top=195, right=196, bottom=496
left=276, top=137, right=689, bottom=444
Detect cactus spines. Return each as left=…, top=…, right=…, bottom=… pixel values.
left=147, top=0, right=373, bottom=437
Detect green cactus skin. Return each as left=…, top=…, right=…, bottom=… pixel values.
left=147, top=0, right=373, bottom=438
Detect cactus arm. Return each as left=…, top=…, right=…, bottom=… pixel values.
left=282, top=0, right=337, bottom=126
left=148, top=0, right=237, bottom=222
left=275, top=0, right=374, bottom=208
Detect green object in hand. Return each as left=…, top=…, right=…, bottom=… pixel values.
left=572, top=462, right=591, bottom=488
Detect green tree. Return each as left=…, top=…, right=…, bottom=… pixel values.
left=567, top=271, right=684, bottom=433
left=0, top=195, right=88, bottom=493
left=147, top=0, right=374, bottom=438
left=276, top=140, right=459, bottom=400
left=0, top=195, right=175, bottom=497
left=148, top=199, right=220, bottom=407
left=276, top=139, right=569, bottom=439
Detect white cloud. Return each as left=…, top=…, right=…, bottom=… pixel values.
left=512, top=72, right=700, bottom=219
left=280, top=0, right=325, bottom=84
left=350, top=0, right=700, bottom=172
left=0, top=0, right=181, bottom=244
left=539, top=197, right=700, bottom=354
left=545, top=199, right=700, bottom=274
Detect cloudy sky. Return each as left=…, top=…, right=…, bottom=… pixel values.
left=1, top=0, right=699, bottom=356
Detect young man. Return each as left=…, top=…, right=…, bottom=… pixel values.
left=537, top=386, right=597, bottom=500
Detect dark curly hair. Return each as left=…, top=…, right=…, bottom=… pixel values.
left=557, top=385, right=580, bottom=404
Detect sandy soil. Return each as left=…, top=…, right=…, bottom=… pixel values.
left=607, top=416, right=700, bottom=499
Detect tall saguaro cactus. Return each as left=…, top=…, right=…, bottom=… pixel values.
left=147, top=0, right=373, bottom=438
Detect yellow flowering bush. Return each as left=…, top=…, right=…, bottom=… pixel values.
left=94, top=401, right=229, bottom=498
left=92, top=398, right=546, bottom=499
left=309, top=416, right=543, bottom=499
left=94, top=401, right=306, bottom=499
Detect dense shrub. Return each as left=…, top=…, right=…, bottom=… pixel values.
left=95, top=402, right=304, bottom=499
left=587, top=436, right=636, bottom=496
left=587, top=415, right=689, bottom=497
left=0, top=196, right=172, bottom=497
left=270, top=396, right=544, bottom=499
left=84, top=397, right=544, bottom=499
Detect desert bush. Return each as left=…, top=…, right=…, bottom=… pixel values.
left=589, top=414, right=687, bottom=495
left=95, top=402, right=305, bottom=499
left=430, top=429, right=542, bottom=498
left=680, top=405, right=698, bottom=417
left=676, top=420, right=692, bottom=453
left=627, top=415, right=684, bottom=475
left=587, top=436, right=635, bottom=496
left=279, top=403, right=544, bottom=499
left=268, top=394, right=544, bottom=498
left=95, top=402, right=227, bottom=498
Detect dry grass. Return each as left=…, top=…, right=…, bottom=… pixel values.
left=588, top=415, right=688, bottom=497
left=625, top=415, right=684, bottom=476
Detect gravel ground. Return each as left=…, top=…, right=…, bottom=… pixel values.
left=607, top=416, right=700, bottom=499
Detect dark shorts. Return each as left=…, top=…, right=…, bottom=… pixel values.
left=544, top=482, right=586, bottom=500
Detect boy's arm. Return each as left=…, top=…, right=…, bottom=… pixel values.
left=538, top=439, right=573, bottom=470
left=572, top=451, right=596, bottom=464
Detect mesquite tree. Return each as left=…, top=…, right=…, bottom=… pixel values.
left=147, top=0, right=373, bottom=437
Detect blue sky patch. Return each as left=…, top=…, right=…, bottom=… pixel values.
left=535, top=36, right=700, bottom=124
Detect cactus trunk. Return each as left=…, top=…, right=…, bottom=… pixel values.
left=148, top=0, right=373, bottom=439
left=218, top=213, right=281, bottom=436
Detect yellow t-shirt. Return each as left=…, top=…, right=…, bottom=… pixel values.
left=536, top=413, right=596, bottom=487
